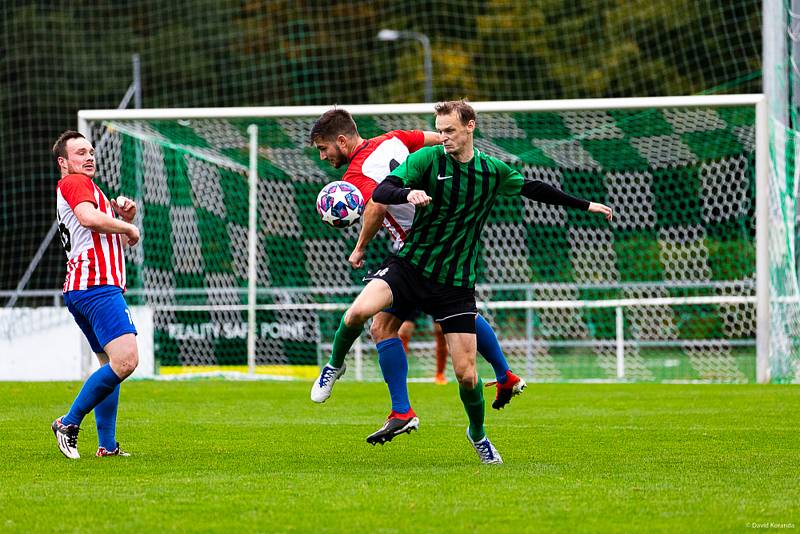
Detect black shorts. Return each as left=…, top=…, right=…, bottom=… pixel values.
left=364, top=256, right=477, bottom=334
left=396, top=308, right=422, bottom=323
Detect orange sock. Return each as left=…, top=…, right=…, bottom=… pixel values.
left=434, top=328, right=447, bottom=376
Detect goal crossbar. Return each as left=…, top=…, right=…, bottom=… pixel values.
left=78, top=94, right=765, bottom=124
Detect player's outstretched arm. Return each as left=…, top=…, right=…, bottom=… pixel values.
left=587, top=201, right=613, bottom=221
left=520, top=179, right=612, bottom=221
left=73, top=202, right=140, bottom=245
left=350, top=200, right=387, bottom=268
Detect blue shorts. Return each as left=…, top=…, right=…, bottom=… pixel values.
left=63, top=285, right=137, bottom=353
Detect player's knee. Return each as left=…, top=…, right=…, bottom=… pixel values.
left=129, top=351, right=139, bottom=370
left=456, top=374, right=478, bottom=389
left=117, top=354, right=138, bottom=379
left=344, top=306, right=369, bottom=327
left=369, top=321, right=396, bottom=343
left=453, top=364, right=477, bottom=389
left=111, top=344, right=139, bottom=379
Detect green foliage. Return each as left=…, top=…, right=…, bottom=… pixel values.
left=0, top=0, right=763, bottom=299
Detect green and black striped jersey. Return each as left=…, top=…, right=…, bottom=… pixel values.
left=388, top=145, right=524, bottom=288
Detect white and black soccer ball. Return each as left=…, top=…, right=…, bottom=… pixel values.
left=316, top=181, right=365, bottom=229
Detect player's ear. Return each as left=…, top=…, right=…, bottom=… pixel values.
left=466, top=120, right=476, bottom=133
left=336, top=134, right=348, bottom=148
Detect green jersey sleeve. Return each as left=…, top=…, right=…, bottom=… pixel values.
left=388, top=146, right=438, bottom=189
left=495, top=158, right=525, bottom=196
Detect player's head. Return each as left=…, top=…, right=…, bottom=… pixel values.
left=309, top=108, right=360, bottom=168
left=434, top=100, right=476, bottom=158
left=53, top=130, right=95, bottom=178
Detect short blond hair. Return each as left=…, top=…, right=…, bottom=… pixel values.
left=434, top=100, right=476, bottom=125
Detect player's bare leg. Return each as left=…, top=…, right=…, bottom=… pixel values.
left=104, top=334, right=139, bottom=380
left=370, top=312, right=405, bottom=344
left=398, top=319, right=414, bottom=354
left=433, top=322, right=448, bottom=384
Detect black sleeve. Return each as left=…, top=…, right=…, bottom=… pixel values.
left=521, top=179, right=590, bottom=210
left=372, top=175, right=412, bottom=205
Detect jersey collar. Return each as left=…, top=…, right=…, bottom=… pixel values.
left=348, top=139, right=371, bottom=162
left=445, top=146, right=480, bottom=165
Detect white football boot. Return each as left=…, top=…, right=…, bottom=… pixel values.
left=52, top=417, right=80, bottom=459
left=467, top=427, right=503, bottom=464
left=310, top=363, right=346, bottom=403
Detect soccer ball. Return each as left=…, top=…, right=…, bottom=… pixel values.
left=316, top=181, right=365, bottom=229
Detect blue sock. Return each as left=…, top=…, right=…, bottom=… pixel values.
left=94, top=383, right=120, bottom=450
left=62, top=364, right=122, bottom=427
left=376, top=337, right=411, bottom=414
left=476, top=314, right=511, bottom=383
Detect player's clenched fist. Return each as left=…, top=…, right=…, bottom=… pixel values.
left=349, top=248, right=365, bottom=269
left=407, top=190, right=432, bottom=206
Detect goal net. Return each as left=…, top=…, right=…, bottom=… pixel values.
left=74, top=95, right=791, bottom=383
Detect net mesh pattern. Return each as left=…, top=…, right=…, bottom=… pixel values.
left=79, top=106, right=759, bottom=382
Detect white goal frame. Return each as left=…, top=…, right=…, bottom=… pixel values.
left=78, top=94, right=770, bottom=382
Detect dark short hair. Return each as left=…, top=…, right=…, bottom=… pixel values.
left=309, top=108, right=358, bottom=144
left=52, top=130, right=86, bottom=162
left=434, top=100, right=476, bottom=126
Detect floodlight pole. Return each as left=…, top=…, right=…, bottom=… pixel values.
left=378, top=29, right=433, bottom=102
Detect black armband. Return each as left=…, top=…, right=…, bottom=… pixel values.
left=520, top=179, right=590, bottom=210
left=373, top=175, right=412, bottom=205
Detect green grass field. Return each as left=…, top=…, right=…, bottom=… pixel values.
left=0, top=381, right=797, bottom=532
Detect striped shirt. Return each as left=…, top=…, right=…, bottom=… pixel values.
left=388, top=145, right=524, bottom=288
left=342, top=130, right=424, bottom=249
left=56, top=173, right=126, bottom=292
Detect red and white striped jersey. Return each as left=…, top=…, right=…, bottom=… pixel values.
left=56, top=173, right=126, bottom=292
left=342, top=130, right=424, bottom=249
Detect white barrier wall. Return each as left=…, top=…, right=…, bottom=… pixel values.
left=0, top=306, right=154, bottom=381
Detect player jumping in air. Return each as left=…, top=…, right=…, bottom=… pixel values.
left=341, top=101, right=612, bottom=463
left=309, top=109, right=526, bottom=445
